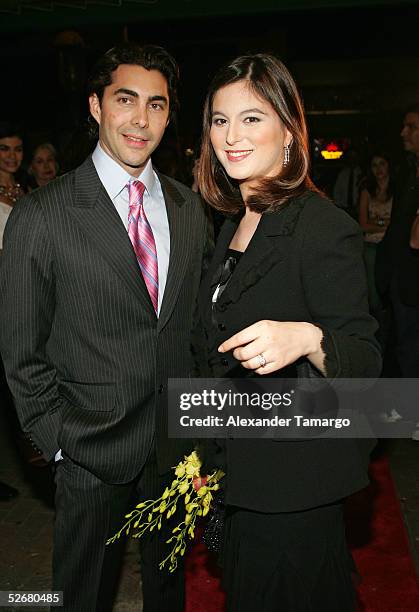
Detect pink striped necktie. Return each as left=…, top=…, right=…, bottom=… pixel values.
left=128, top=180, right=159, bottom=314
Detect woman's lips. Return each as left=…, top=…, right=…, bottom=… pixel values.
left=225, top=150, right=253, bottom=162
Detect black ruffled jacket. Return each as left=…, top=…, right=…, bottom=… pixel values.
left=198, top=190, right=382, bottom=513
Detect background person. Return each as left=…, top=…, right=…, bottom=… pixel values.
left=198, top=53, right=381, bottom=612
left=0, top=121, right=25, bottom=500
left=0, top=122, right=25, bottom=252
left=27, top=142, right=59, bottom=189
left=376, top=107, right=419, bottom=382
left=358, top=151, right=393, bottom=342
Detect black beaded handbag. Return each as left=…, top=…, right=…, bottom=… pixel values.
left=202, top=489, right=225, bottom=553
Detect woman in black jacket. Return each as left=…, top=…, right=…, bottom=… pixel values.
left=197, top=54, right=382, bottom=612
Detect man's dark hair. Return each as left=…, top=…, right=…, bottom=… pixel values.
left=87, top=42, right=179, bottom=120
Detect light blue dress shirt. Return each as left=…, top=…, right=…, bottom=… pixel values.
left=92, top=142, right=170, bottom=315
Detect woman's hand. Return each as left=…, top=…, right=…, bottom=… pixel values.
left=218, top=320, right=325, bottom=375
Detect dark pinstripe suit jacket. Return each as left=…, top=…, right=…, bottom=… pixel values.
left=0, top=156, right=210, bottom=483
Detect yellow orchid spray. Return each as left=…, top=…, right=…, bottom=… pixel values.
left=107, top=450, right=224, bottom=572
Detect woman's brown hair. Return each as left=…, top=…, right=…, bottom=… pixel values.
left=198, top=53, right=317, bottom=215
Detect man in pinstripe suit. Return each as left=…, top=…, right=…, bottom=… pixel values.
left=0, top=44, right=210, bottom=611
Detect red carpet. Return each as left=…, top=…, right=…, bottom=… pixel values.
left=185, top=455, right=419, bottom=612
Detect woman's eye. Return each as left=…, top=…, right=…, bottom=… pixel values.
left=244, top=116, right=260, bottom=123
left=212, top=118, right=226, bottom=126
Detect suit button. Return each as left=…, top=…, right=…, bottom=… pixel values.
left=218, top=323, right=226, bottom=331
left=158, top=384, right=164, bottom=394
left=221, top=358, right=229, bottom=367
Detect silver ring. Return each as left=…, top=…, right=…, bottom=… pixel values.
left=257, top=353, right=266, bottom=368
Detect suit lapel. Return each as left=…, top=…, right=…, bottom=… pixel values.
left=69, top=157, right=154, bottom=314
left=157, top=174, right=190, bottom=332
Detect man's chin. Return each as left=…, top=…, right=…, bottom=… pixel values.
left=122, top=157, right=150, bottom=173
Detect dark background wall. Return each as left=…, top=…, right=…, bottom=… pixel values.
left=1, top=0, right=419, bottom=188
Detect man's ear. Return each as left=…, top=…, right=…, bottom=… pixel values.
left=89, top=94, right=101, bottom=125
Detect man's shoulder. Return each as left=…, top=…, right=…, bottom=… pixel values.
left=26, top=157, right=96, bottom=207
left=29, top=169, right=76, bottom=204
left=158, top=173, right=209, bottom=222
left=158, top=172, right=197, bottom=200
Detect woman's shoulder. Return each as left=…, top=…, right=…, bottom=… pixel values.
left=295, top=189, right=359, bottom=232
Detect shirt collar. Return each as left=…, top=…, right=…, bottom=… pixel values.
left=92, top=142, right=156, bottom=200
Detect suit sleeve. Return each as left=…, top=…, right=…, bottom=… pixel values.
left=190, top=197, right=215, bottom=378
left=0, top=194, right=62, bottom=460
left=300, top=201, right=382, bottom=379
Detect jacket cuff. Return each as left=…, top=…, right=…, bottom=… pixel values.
left=318, top=326, right=341, bottom=378
left=28, top=409, right=61, bottom=462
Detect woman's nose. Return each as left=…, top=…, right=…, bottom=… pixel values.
left=226, top=122, right=241, bottom=146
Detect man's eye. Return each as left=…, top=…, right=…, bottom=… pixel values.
left=118, top=97, right=132, bottom=104
left=150, top=103, right=163, bottom=111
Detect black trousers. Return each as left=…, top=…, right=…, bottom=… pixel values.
left=52, top=450, right=184, bottom=612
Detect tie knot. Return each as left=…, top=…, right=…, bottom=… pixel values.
left=129, top=180, right=146, bottom=207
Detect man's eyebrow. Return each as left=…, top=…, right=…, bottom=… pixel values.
left=113, top=89, right=168, bottom=105
left=149, top=95, right=168, bottom=104
left=113, top=88, right=138, bottom=98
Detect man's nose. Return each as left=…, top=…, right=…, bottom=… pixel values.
left=132, top=105, right=149, bottom=128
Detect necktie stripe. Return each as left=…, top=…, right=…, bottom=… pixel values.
left=137, top=251, right=158, bottom=272
left=127, top=180, right=159, bottom=313
left=131, top=229, right=157, bottom=256
left=138, top=264, right=159, bottom=288
left=137, top=237, right=158, bottom=258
